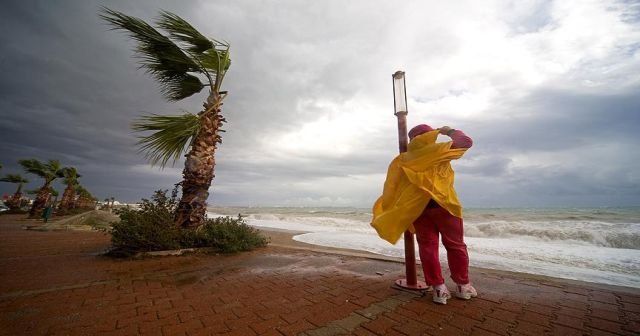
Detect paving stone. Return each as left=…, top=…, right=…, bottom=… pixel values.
left=0, top=214, right=638, bottom=336
left=476, top=317, right=512, bottom=336
left=511, top=320, right=551, bottom=336
left=549, top=324, right=583, bottom=336
left=552, top=313, right=585, bottom=329
left=331, top=314, right=370, bottom=331
left=519, top=310, right=551, bottom=327
left=361, top=315, right=399, bottom=334
left=486, top=308, right=518, bottom=323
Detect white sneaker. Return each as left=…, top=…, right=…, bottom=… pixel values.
left=455, top=283, right=478, bottom=300
left=432, top=284, right=451, bottom=304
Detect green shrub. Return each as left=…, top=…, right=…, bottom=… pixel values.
left=189, top=216, right=268, bottom=253
left=107, top=188, right=267, bottom=257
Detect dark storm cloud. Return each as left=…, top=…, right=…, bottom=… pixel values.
left=0, top=0, right=185, bottom=200
left=471, top=86, right=640, bottom=154
left=454, top=84, right=640, bottom=206
left=1, top=0, right=639, bottom=207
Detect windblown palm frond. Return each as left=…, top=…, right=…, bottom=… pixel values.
left=155, top=10, right=231, bottom=91
left=75, top=185, right=90, bottom=197
left=19, top=159, right=46, bottom=176
left=156, top=11, right=214, bottom=54
left=61, top=167, right=81, bottom=185
left=163, top=73, right=205, bottom=101
left=0, top=174, right=28, bottom=184
left=132, top=113, right=201, bottom=168
left=197, top=46, right=231, bottom=90
left=19, top=159, right=63, bottom=183
left=100, top=8, right=204, bottom=101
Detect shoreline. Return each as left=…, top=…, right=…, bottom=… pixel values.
left=256, top=226, right=399, bottom=260
left=256, top=226, right=640, bottom=295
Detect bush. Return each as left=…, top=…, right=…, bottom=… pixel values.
left=186, top=216, right=269, bottom=253
left=108, top=188, right=267, bottom=257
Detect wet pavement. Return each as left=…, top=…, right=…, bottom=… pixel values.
left=1, top=214, right=639, bottom=335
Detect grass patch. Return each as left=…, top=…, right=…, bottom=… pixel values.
left=107, top=189, right=267, bottom=257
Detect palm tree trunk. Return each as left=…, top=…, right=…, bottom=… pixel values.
left=29, top=184, right=51, bottom=218
left=174, top=92, right=224, bottom=228
left=9, top=183, right=23, bottom=209
left=58, top=185, right=75, bottom=212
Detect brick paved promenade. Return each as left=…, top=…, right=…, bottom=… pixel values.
left=1, top=214, right=639, bottom=336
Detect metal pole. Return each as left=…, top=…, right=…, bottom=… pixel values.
left=392, top=71, right=428, bottom=291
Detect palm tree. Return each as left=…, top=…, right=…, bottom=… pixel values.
left=0, top=174, right=29, bottom=209
left=76, top=186, right=97, bottom=209
left=19, top=159, right=64, bottom=217
left=58, top=167, right=81, bottom=212
left=101, top=8, right=231, bottom=228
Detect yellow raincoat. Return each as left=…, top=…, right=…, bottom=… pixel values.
left=371, top=130, right=468, bottom=244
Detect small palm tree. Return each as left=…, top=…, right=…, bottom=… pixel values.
left=76, top=185, right=97, bottom=209
left=101, top=8, right=231, bottom=228
left=19, top=159, right=64, bottom=217
left=0, top=174, right=29, bottom=209
left=58, top=167, right=81, bottom=212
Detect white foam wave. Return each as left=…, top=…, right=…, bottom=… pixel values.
left=293, top=233, right=640, bottom=288
left=207, top=210, right=640, bottom=288
left=208, top=211, right=371, bottom=233
left=209, top=211, right=640, bottom=249
left=465, top=220, right=640, bottom=249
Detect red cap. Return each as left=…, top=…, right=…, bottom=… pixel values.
left=408, top=124, right=434, bottom=140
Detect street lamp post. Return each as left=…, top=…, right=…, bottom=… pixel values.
left=392, top=70, right=428, bottom=291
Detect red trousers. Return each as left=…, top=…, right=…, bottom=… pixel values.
left=413, top=206, right=470, bottom=286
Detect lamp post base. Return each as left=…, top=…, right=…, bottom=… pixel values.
left=393, top=278, right=430, bottom=292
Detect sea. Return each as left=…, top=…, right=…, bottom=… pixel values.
left=207, top=207, right=640, bottom=289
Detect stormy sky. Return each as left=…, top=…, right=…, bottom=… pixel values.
left=1, top=0, right=639, bottom=208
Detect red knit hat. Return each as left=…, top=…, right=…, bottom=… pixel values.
left=408, top=124, right=434, bottom=140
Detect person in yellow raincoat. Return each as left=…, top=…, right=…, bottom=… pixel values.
left=371, top=124, right=476, bottom=305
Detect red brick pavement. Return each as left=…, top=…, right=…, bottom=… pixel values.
left=1, top=214, right=639, bottom=336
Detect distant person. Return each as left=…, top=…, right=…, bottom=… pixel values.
left=42, top=204, right=53, bottom=223
left=372, top=124, right=475, bottom=305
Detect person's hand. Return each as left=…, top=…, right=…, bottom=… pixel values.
left=438, top=126, right=451, bottom=135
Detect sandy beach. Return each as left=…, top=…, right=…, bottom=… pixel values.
left=1, top=213, right=639, bottom=335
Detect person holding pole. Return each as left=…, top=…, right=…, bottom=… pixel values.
left=371, top=123, right=476, bottom=305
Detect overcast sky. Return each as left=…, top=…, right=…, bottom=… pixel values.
left=1, top=0, right=639, bottom=208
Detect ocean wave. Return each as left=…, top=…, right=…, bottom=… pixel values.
left=465, top=208, right=640, bottom=223
left=465, top=221, right=640, bottom=249
left=293, top=232, right=640, bottom=288
left=207, top=209, right=640, bottom=250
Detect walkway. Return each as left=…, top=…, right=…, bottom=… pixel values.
left=1, top=214, right=638, bottom=335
